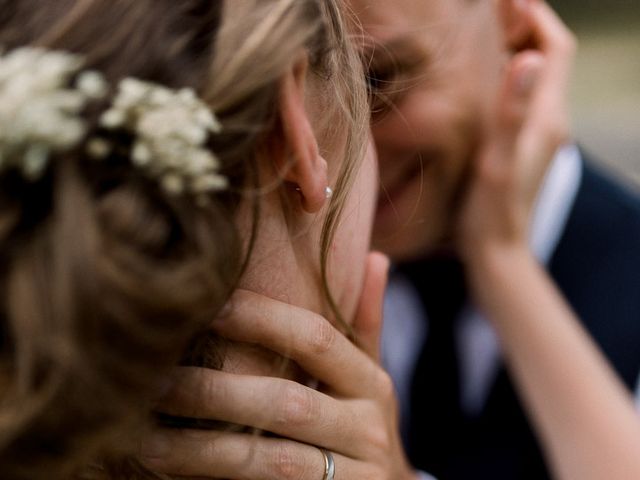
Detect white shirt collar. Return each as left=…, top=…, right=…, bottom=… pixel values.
left=529, top=144, right=583, bottom=265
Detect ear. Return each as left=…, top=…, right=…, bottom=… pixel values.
left=277, top=55, right=329, bottom=214
left=497, top=0, right=532, bottom=51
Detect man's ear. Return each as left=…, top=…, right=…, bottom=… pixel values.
left=498, top=0, right=532, bottom=51
left=276, top=55, right=329, bottom=213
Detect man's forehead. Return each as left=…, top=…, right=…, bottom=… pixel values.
left=349, top=0, right=452, bottom=43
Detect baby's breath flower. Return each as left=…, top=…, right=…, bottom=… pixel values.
left=0, top=47, right=107, bottom=179
left=0, top=46, right=227, bottom=198
left=86, top=138, right=112, bottom=160
left=77, top=70, right=108, bottom=99
left=99, top=77, right=226, bottom=196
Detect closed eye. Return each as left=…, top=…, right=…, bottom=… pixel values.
left=362, top=38, right=429, bottom=118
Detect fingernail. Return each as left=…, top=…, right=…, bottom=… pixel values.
left=140, top=434, right=171, bottom=459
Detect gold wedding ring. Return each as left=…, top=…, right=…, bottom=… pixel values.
left=319, top=448, right=336, bottom=480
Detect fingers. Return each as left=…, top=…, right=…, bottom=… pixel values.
left=521, top=0, right=576, bottom=154
left=155, top=367, right=370, bottom=456
left=482, top=50, right=544, bottom=179
left=211, top=290, right=384, bottom=398
left=484, top=51, right=544, bottom=168
left=352, top=252, right=390, bottom=362
left=500, top=52, right=545, bottom=127
left=141, top=428, right=366, bottom=479
left=528, top=0, right=577, bottom=58
left=482, top=1, right=575, bottom=199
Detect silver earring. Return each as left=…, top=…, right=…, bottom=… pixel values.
left=325, top=186, right=333, bottom=199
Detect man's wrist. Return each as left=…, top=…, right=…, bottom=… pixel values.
left=466, top=241, right=537, bottom=304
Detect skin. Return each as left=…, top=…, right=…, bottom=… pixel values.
left=144, top=2, right=640, bottom=479
left=352, top=0, right=508, bottom=260
left=234, top=58, right=377, bottom=326
left=461, top=6, right=640, bottom=479
left=140, top=52, right=415, bottom=478
left=210, top=56, right=378, bottom=383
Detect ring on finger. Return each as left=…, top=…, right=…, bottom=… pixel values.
left=319, top=448, right=335, bottom=480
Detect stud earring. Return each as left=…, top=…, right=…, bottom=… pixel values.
left=325, top=186, right=333, bottom=199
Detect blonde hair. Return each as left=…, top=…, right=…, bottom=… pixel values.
left=209, top=2, right=370, bottom=320
left=0, top=0, right=368, bottom=479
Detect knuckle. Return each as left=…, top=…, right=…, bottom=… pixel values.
left=364, top=422, right=392, bottom=453
left=201, top=369, right=224, bottom=403
left=307, top=316, right=337, bottom=355
left=202, top=438, right=221, bottom=464
left=375, top=370, right=396, bottom=401
left=173, top=368, right=222, bottom=417
left=277, top=382, right=316, bottom=427
left=270, top=444, right=307, bottom=480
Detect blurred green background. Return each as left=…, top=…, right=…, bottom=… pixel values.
left=552, top=0, right=640, bottom=26
left=550, top=0, right=640, bottom=184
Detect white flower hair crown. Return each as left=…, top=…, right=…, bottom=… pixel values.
left=0, top=46, right=228, bottom=197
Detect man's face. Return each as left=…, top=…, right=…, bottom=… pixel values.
left=350, top=0, right=508, bottom=261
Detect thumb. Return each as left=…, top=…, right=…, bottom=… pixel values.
left=353, top=251, right=390, bottom=362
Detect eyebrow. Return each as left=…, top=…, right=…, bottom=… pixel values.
left=363, top=34, right=431, bottom=74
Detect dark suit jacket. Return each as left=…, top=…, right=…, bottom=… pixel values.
left=409, top=158, right=640, bottom=479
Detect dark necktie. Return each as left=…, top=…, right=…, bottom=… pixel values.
left=401, top=256, right=467, bottom=477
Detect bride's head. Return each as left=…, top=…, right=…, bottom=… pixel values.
left=0, top=0, right=373, bottom=477
left=220, top=0, right=376, bottom=325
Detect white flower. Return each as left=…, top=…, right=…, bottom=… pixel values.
left=132, top=143, right=153, bottom=166
left=77, top=70, right=108, bottom=99
left=161, top=173, right=185, bottom=195
left=0, top=46, right=227, bottom=199
left=100, top=77, right=227, bottom=196
left=0, top=47, right=107, bottom=179
left=192, top=173, right=229, bottom=194
left=23, top=144, right=49, bottom=180
left=86, top=138, right=111, bottom=159
left=100, top=109, right=126, bottom=129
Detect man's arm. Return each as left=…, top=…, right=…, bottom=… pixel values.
left=461, top=2, right=640, bottom=479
